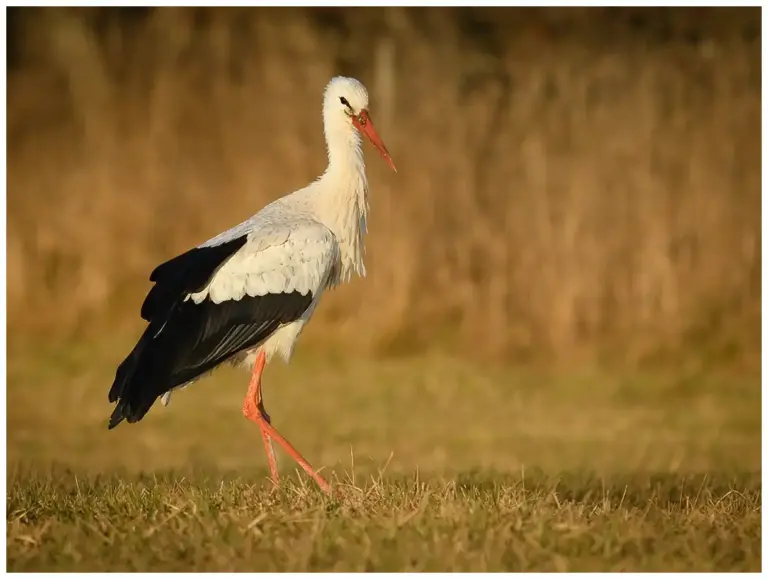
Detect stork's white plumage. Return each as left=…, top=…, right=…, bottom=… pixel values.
left=108, top=76, right=396, bottom=494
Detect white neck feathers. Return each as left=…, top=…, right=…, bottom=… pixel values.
left=314, top=101, right=370, bottom=281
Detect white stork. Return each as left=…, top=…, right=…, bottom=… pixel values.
left=108, top=76, right=396, bottom=494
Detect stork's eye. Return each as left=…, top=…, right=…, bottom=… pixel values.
left=339, top=96, right=351, bottom=108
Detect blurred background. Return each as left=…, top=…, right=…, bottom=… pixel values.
left=7, top=6, right=761, bottom=371
left=6, top=7, right=761, bottom=478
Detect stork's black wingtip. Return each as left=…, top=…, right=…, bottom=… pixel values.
left=107, top=408, right=125, bottom=430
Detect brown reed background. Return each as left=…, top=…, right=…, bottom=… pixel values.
left=6, top=7, right=761, bottom=373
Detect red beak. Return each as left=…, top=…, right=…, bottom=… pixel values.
left=352, top=110, right=397, bottom=173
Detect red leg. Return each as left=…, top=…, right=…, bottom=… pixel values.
left=242, top=350, right=279, bottom=485
left=242, top=351, right=331, bottom=495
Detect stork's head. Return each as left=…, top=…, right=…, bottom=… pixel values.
left=323, top=76, right=397, bottom=172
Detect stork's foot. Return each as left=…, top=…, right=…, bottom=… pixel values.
left=243, top=400, right=279, bottom=486
left=242, top=400, right=330, bottom=495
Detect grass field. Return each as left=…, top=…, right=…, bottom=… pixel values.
left=6, top=338, right=762, bottom=571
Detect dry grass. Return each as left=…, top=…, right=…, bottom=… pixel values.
left=6, top=7, right=761, bottom=371
left=5, top=337, right=762, bottom=571
left=7, top=470, right=761, bottom=572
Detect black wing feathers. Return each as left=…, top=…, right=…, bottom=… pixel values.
left=151, top=292, right=311, bottom=389
left=108, top=236, right=313, bottom=429
left=141, top=237, right=248, bottom=322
